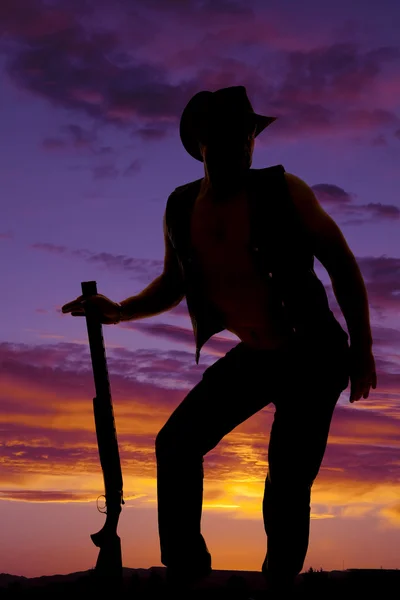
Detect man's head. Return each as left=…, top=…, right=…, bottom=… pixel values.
left=179, top=86, right=276, bottom=193
left=198, top=114, right=257, bottom=189
left=198, top=109, right=257, bottom=160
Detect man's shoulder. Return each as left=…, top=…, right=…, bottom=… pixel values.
left=255, top=168, right=320, bottom=220
left=252, top=166, right=311, bottom=191
left=282, top=172, right=330, bottom=233
left=283, top=172, right=318, bottom=207
left=256, top=168, right=316, bottom=209
left=283, top=171, right=309, bottom=189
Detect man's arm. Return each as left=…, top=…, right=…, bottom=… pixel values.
left=285, top=172, right=373, bottom=349
left=118, top=209, right=185, bottom=321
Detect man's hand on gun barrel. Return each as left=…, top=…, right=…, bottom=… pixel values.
left=61, top=294, right=121, bottom=325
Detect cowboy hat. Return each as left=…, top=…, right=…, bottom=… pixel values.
left=179, top=85, right=277, bottom=162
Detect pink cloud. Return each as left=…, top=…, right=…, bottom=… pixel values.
left=0, top=490, right=94, bottom=502
left=0, top=0, right=77, bottom=39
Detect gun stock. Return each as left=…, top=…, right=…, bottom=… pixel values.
left=81, top=281, right=125, bottom=581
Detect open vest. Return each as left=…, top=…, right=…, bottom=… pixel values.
left=165, top=164, right=348, bottom=364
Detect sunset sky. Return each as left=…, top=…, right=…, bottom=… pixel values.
left=1, top=0, right=400, bottom=578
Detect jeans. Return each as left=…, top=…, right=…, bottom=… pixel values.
left=155, top=324, right=350, bottom=580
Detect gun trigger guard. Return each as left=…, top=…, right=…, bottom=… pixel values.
left=96, top=494, right=107, bottom=514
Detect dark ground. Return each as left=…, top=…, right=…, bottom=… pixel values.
left=0, top=567, right=398, bottom=599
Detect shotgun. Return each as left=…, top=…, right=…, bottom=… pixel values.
left=81, top=280, right=125, bottom=580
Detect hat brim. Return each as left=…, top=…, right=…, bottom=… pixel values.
left=180, top=103, right=277, bottom=162
left=254, top=114, right=277, bottom=137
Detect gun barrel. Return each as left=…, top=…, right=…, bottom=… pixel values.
left=81, top=281, right=124, bottom=579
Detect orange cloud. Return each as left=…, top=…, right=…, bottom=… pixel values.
left=0, top=336, right=399, bottom=535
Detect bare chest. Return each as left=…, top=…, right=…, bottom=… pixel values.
left=189, top=187, right=294, bottom=348
left=190, top=189, right=253, bottom=269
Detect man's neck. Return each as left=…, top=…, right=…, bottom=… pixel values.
left=201, top=169, right=249, bottom=201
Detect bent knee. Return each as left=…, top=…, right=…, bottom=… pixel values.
left=155, top=424, right=187, bottom=457
left=155, top=426, right=170, bottom=458
left=155, top=423, right=205, bottom=461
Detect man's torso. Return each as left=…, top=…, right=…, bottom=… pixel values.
left=190, top=180, right=295, bottom=350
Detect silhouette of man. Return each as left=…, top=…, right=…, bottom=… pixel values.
left=62, top=86, right=377, bottom=596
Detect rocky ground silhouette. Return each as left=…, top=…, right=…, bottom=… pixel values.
left=0, top=567, right=398, bottom=598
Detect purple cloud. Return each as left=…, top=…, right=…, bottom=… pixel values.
left=2, top=14, right=198, bottom=136
left=31, top=242, right=163, bottom=283
left=274, top=44, right=400, bottom=105
left=363, top=203, right=400, bottom=219
left=92, top=164, right=119, bottom=179
left=135, top=125, right=173, bottom=141
left=371, top=134, right=387, bottom=146
left=312, top=183, right=399, bottom=224
left=128, top=321, right=236, bottom=358
left=312, top=184, right=355, bottom=205
left=41, top=124, right=115, bottom=156
left=366, top=326, right=400, bottom=348
left=1, top=3, right=399, bottom=144
left=123, top=158, right=143, bottom=177
left=357, top=255, right=400, bottom=314
left=30, top=235, right=400, bottom=319
left=61, top=123, right=97, bottom=148
left=325, top=255, right=400, bottom=321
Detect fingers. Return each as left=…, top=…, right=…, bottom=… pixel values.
left=61, top=294, right=116, bottom=324
left=62, top=295, right=84, bottom=313
left=348, top=356, right=377, bottom=402
left=62, top=296, right=86, bottom=315
left=350, top=379, right=358, bottom=403
left=350, top=381, right=372, bottom=403
left=372, top=372, right=378, bottom=389
left=350, top=383, right=362, bottom=403
left=62, top=303, right=84, bottom=314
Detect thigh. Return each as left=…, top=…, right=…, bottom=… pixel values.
left=267, top=336, right=349, bottom=485
left=268, top=394, right=338, bottom=488
left=158, top=342, right=276, bottom=455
